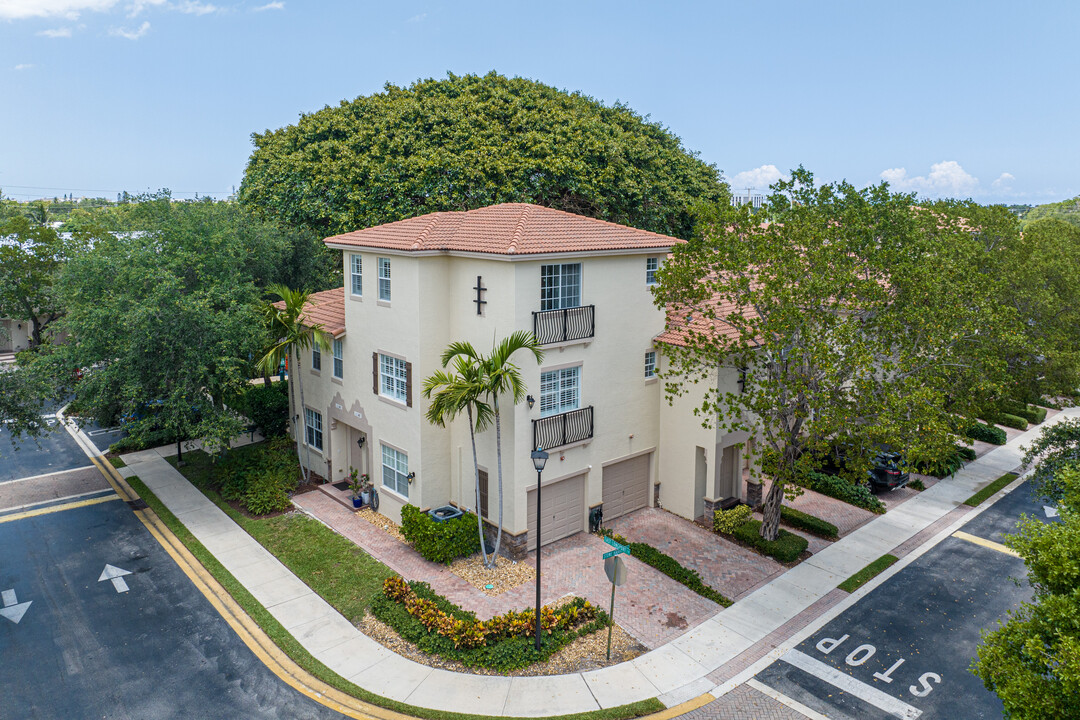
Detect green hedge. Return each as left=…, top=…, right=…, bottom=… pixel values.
left=726, top=519, right=808, bottom=563
left=912, top=443, right=973, bottom=478
left=400, top=504, right=481, bottom=564
left=779, top=505, right=838, bottom=539
left=958, top=445, right=978, bottom=462
left=800, top=471, right=886, bottom=514
left=371, top=580, right=608, bottom=672
left=993, top=413, right=1028, bottom=431
left=965, top=421, right=1007, bottom=445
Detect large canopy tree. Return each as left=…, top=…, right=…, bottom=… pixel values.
left=53, top=201, right=267, bottom=458
left=657, top=168, right=1010, bottom=540
left=239, top=71, right=726, bottom=239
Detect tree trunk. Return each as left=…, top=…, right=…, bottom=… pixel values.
left=491, top=396, right=504, bottom=567
left=292, top=350, right=309, bottom=483
left=176, top=435, right=184, bottom=465
left=295, top=349, right=308, bottom=483
left=760, top=475, right=785, bottom=541
left=468, top=405, right=489, bottom=567
left=262, top=370, right=271, bottom=388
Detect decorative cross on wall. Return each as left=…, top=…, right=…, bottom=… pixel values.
left=473, top=275, right=487, bottom=315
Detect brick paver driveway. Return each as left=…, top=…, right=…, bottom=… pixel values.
left=292, top=491, right=720, bottom=649
left=607, top=507, right=785, bottom=602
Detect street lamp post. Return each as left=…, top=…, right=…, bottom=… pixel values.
left=531, top=447, right=548, bottom=652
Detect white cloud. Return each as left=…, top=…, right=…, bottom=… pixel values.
left=173, top=1, right=219, bottom=15
left=253, top=1, right=283, bottom=10
left=109, top=19, right=149, bottom=37
left=880, top=160, right=980, bottom=198
left=728, top=164, right=785, bottom=191
left=407, top=12, right=426, bottom=22
left=991, top=172, right=1015, bottom=192
left=37, top=26, right=73, bottom=37
left=0, top=0, right=117, bottom=20
left=14, top=63, right=34, bottom=70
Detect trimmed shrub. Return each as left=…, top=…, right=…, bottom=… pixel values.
left=241, top=382, right=290, bottom=437
left=371, top=578, right=607, bottom=672
left=994, top=413, right=1028, bottom=431
left=800, top=471, right=886, bottom=514
left=399, top=504, right=480, bottom=564
left=713, top=504, right=753, bottom=534
left=243, top=472, right=292, bottom=515
left=727, top=519, right=808, bottom=563
left=912, top=444, right=971, bottom=478
left=965, top=421, right=1007, bottom=445
left=779, top=505, right=838, bottom=539
left=958, top=445, right=978, bottom=462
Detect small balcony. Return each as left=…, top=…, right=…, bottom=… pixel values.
left=532, top=305, right=595, bottom=345
left=533, top=406, right=594, bottom=450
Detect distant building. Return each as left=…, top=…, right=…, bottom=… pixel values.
left=730, top=190, right=767, bottom=209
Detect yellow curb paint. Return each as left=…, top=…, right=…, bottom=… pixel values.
left=639, top=693, right=714, bottom=719
left=0, top=493, right=121, bottom=524
left=952, top=530, right=1021, bottom=558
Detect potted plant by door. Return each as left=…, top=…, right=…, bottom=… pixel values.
left=358, top=474, right=373, bottom=506
left=348, top=467, right=363, bottom=509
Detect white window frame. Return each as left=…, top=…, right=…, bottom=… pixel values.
left=379, top=354, right=408, bottom=403
left=540, top=263, right=581, bottom=311
left=381, top=444, right=409, bottom=498
left=350, top=254, right=362, bottom=297
left=644, top=350, right=657, bottom=378
left=646, top=257, right=659, bottom=286
left=378, top=257, right=392, bottom=301
left=304, top=408, right=323, bottom=451
left=311, top=344, right=321, bottom=372
left=539, top=366, right=580, bottom=417
left=332, top=338, right=343, bottom=379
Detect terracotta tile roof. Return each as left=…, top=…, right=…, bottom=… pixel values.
left=272, top=287, right=346, bottom=338
left=655, top=291, right=759, bottom=348
left=324, top=203, right=682, bottom=256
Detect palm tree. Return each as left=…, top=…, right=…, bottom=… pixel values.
left=257, top=283, right=331, bottom=483
left=446, top=331, right=544, bottom=561
left=423, top=354, right=495, bottom=566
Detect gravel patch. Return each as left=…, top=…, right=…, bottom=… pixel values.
left=356, top=507, right=406, bottom=542
left=449, top=553, right=535, bottom=596
left=357, top=614, right=646, bottom=676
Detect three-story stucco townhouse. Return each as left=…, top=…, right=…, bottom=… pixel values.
left=284, top=203, right=749, bottom=557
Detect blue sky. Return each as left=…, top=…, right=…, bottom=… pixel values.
left=1, top=1, right=1077, bottom=205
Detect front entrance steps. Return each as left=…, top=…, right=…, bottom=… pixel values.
left=315, top=481, right=360, bottom=512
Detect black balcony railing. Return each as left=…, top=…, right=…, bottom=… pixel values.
left=533, top=406, right=594, bottom=450
left=532, top=305, right=595, bottom=345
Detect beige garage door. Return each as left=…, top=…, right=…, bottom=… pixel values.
left=602, top=454, right=651, bottom=520
left=527, top=474, right=585, bottom=550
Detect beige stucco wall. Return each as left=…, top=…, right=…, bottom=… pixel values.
left=296, top=247, right=675, bottom=538
left=1, top=319, right=31, bottom=353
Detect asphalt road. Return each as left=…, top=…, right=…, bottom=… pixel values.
left=0, top=425, right=344, bottom=720
left=1, top=407, right=127, bottom=481
left=752, top=480, right=1059, bottom=720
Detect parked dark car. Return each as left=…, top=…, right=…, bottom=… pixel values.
left=820, top=444, right=910, bottom=492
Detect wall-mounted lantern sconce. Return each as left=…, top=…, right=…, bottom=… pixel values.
left=527, top=395, right=535, bottom=410
left=357, top=435, right=366, bottom=449
left=406, top=472, right=416, bottom=483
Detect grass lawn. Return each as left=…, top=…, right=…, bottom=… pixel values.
left=159, top=445, right=664, bottom=720
left=838, top=554, right=899, bottom=593
left=129, top=471, right=661, bottom=720
left=964, top=472, right=1019, bottom=507
left=166, top=447, right=393, bottom=622
left=108, top=455, right=127, bottom=468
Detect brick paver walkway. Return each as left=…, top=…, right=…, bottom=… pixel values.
left=292, top=491, right=720, bottom=648
left=679, top=683, right=805, bottom=720
left=607, top=507, right=785, bottom=602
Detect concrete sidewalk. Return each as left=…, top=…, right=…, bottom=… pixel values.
left=113, top=407, right=1076, bottom=717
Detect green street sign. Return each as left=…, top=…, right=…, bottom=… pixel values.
left=601, top=535, right=629, bottom=558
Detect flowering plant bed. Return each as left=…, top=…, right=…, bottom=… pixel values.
left=371, top=577, right=608, bottom=672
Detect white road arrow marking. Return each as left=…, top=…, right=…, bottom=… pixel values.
left=1044, top=505, right=1059, bottom=518
left=98, top=564, right=133, bottom=593
left=1, top=588, right=32, bottom=624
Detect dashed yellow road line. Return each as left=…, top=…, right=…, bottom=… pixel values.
left=952, top=530, right=1021, bottom=558
left=0, top=494, right=121, bottom=524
